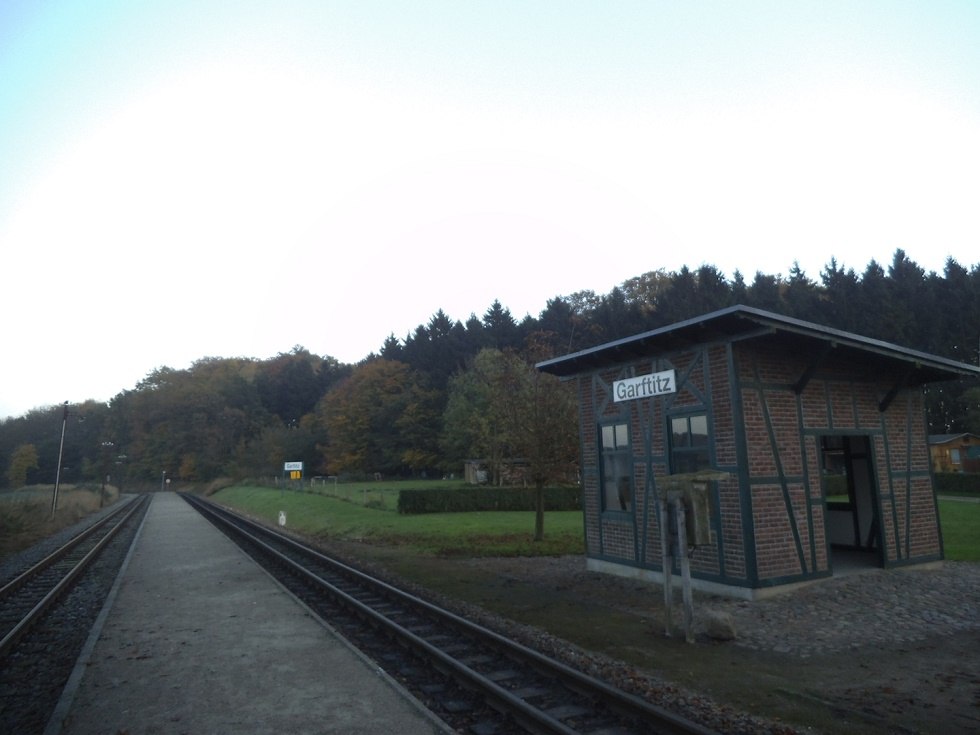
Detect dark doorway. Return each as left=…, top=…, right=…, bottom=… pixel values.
left=820, top=435, right=882, bottom=571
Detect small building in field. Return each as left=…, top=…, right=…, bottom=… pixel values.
left=537, top=305, right=980, bottom=599
left=928, top=433, right=980, bottom=474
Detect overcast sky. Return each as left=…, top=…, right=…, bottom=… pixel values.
left=2, top=1, right=979, bottom=420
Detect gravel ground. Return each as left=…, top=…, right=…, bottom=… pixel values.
left=323, top=539, right=979, bottom=735
left=431, top=554, right=980, bottom=735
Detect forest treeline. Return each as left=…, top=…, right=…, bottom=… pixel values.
left=2, top=249, right=979, bottom=489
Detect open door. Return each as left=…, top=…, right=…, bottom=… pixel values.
left=820, top=435, right=882, bottom=571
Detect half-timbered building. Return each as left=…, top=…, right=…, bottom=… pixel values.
left=537, top=305, right=980, bottom=599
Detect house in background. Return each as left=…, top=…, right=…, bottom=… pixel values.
left=538, top=305, right=980, bottom=600
left=929, top=433, right=980, bottom=473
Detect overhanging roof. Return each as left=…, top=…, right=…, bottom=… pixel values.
left=929, top=433, right=980, bottom=445
left=536, top=305, right=980, bottom=389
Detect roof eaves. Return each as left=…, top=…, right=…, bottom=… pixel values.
left=536, top=305, right=980, bottom=382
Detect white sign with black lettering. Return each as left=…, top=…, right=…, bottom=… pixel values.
left=613, top=369, right=677, bottom=402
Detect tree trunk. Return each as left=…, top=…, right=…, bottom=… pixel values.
left=533, top=482, right=545, bottom=541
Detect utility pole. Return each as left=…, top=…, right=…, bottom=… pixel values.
left=51, top=402, right=69, bottom=518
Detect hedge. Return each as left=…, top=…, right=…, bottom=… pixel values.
left=397, top=486, right=582, bottom=514
left=934, top=472, right=980, bottom=497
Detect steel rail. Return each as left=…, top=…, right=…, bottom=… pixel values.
left=187, top=495, right=719, bottom=735
left=0, top=494, right=148, bottom=657
left=0, top=497, right=137, bottom=600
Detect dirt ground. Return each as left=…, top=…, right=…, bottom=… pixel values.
left=336, top=545, right=980, bottom=735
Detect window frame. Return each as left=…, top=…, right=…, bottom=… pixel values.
left=668, top=411, right=711, bottom=474
left=598, top=420, right=634, bottom=513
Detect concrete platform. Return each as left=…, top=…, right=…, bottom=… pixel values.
left=49, top=492, right=450, bottom=735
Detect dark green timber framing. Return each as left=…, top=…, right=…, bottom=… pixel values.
left=591, top=370, right=638, bottom=566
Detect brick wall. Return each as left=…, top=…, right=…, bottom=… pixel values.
left=573, top=338, right=941, bottom=591
left=734, top=342, right=942, bottom=579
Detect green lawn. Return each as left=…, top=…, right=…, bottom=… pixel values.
left=939, top=499, right=980, bottom=561
left=212, top=484, right=585, bottom=556
left=211, top=485, right=979, bottom=562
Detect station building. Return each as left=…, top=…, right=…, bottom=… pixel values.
left=537, top=305, right=980, bottom=599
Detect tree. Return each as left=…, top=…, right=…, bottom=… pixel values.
left=510, top=353, right=579, bottom=541
left=109, top=359, right=269, bottom=482
left=730, top=270, right=748, bottom=305
left=820, top=257, right=861, bottom=331
left=961, top=387, right=980, bottom=435
left=318, top=359, right=439, bottom=477
left=255, top=347, right=324, bottom=424
left=237, top=419, right=321, bottom=478
left=658, top=266, right=700, bottom=324
left=745, top=271, right=783, bottom=311
left=695, top=264, right=733, bottom=314
left=442, top=348, right=578, bottom=540
left=441, top=349, right=511, bottom=484
left=886, top=249, right=930, bottom=347
left=620, top=268, right=672, bottom=322
left=593, top=286, right=644, bottom=342
left=483, top=300, right=521, bottom=350
left=7, top=443, right=39, bottom=488
left=379, top=334, right=403, bottom=360
left=783, top=262, right=821, bottom=320
left=855, top=259, right=889, bottom=339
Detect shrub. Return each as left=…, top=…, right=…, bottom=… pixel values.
left=204, top=477, right=238, bottom=496
left=934, top=472, right=980, bottom=497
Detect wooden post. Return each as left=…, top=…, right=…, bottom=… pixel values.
left=659, top=496, right=673, bottom=637
left=674, top=497, right=695, bottom=643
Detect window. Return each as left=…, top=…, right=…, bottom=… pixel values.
left=670, top=413, right=710, bottom=474
left=600, top=422, right=633, bottom=511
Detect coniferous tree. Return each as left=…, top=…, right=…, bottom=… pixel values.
left=483, top=300, right=521, bottom=351
left=855, top=259, right=889, bottom=339
left=783, top=262, right=822, bottom=320
left=695, top=264, right=733, bottom=314
left=820, top=258, right=862, bottom=331
left=380, top=334, right=403, bottom=360
left=745, top=271, right=783, bottom=312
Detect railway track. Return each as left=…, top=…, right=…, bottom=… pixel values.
left=0, top=493, right=148, bottom=658
left=0, top=493, right=150, bottom=734
left=183, top=494, right=719, bottom=735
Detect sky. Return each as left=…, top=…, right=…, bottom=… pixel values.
left=2, top=1, right=979, bottom=420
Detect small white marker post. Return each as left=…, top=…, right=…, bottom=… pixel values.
left=278, top=511, right=286, bottom=528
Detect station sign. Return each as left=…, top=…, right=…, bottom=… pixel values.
left=613, top=369, right=677, bottom=402
left=284, top=461, right=303, bottom=480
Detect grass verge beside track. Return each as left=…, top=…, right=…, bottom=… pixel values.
left=212, top=485, right=979, bottom=562
left=211, top=484, right=585, bottom=557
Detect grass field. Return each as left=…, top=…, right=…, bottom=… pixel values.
left=939, top=498, right=980, bottom=561
left=213, top=483, right=585, bottom=556
left=0, top=485, right=119, bottom=560
left=212, top=483, right=978, bottom=562
left=2, top=481, right=972, bottom=563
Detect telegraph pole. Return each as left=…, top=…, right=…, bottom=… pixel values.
left=51, top=401, right=69, bottom=518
